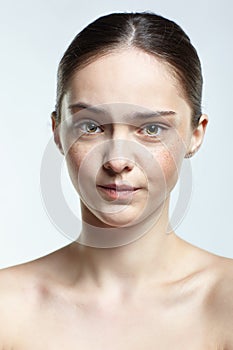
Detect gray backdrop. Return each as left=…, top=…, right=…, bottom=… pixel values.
left=0, top=0, right=232, bottom=268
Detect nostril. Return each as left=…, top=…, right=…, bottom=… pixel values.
left=103, top=158, right=134, bottom=173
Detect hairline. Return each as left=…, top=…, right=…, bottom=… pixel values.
left=57, top=45, right=194, bottom=128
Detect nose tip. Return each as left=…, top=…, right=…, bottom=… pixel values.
left=103, top=158, right=134, bottom=174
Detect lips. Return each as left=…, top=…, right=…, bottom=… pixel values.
left=97, top=183, right=141, bottom=200
left=97, top=183, right=139, bottom=191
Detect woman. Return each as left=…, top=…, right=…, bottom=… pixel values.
left=0, top=11, right=232, bottom=349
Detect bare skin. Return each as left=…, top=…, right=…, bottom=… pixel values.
left=0, top=48, right=232, bottom=349
left=0, top=239, right=232, bottom=349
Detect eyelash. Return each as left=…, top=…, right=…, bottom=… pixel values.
left=139, top=124, right=164, bottom=137
left=77, top=120, right=166, bottom=138
left=78, top=121, right=103, bottom=134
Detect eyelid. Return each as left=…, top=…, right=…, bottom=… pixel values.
left=76, top=119, right=103, bottom=134
left=139, top=122, right=168, bottom=131
left=73, top=118, right=101, bottom=126
left=138, top=122, right=168, bottom=137
left=71, top=113, right=107, bottom=126
left=140, top=121, right=168, bottom=128
left=73, top=119, right=169, bottom=134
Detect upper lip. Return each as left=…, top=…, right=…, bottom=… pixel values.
left=97, top=183, right=140, bottom=191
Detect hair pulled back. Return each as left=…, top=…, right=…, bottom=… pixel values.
left=55, top=11, right=203, bottom=129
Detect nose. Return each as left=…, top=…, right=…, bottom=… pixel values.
left=102, top=138, right=135, bottom=174
left=103, top=157, right=134, bottom=174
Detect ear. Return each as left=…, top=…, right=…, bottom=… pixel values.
left=185, top=114, right=209, bottom=158
left=51, top=111, right=64, bottom=155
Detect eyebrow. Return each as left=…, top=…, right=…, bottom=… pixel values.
left=68, top=102, right=176, bottom=120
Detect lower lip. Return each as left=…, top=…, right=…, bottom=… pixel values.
left=97, top=186, right=140, bottom=200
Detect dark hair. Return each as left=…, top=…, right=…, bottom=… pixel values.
left=54, top=11, right=203, bottom=129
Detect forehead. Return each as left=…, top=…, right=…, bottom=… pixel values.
left=63, top=48, right=190, bottom=119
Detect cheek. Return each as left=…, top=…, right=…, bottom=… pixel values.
left=158, top=151, right=178, bottom=191
left=65, top=144, right=93, bottom=192
left=66, top=141, right=98, bottom=168
left=66, top=146, right=83, bottom=171
left=65, top=143, right=106, bottom=202
left=152, top=139, right=186, bottom=193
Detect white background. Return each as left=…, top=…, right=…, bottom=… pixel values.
left=0, top=0, right=232, bottom=268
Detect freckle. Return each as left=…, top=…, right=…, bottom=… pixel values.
left=34, top=283, right=51, bottom=301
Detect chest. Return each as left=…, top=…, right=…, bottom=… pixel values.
left=14, top=298, right=220, bottom=350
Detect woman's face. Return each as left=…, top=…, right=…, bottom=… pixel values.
left=56, top=48, right=199, bottom=228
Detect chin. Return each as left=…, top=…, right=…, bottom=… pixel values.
left=81, top=199, right=162, bottom=229
left=94, top=213, right=137, bottom=228
left=91, top=205, right=153, bottom=229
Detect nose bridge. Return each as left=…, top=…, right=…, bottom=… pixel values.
left=111, top=139, right=125, bottom=159
left=103, top=125, right=135, bottom=172
left=104, top=140, right=130, bottom=169
left=108, top=124, right=130, bottom=157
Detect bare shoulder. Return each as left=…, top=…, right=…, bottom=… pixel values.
left=0, top=264, right=31, bottom=346
left=206, top=254, right=233, bottom=307
left=212, top=254, right=233, bottom=349
left=203, top=254, right=233, bottom=348
left=176, top=238, right=233, bottom=347
left=0, top=246, right=69, bottom=346
left=0, top=245, right=69, bottom=304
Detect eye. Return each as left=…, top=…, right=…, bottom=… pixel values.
left=79, top=121, right=103, bottom=134
left=140, top=124, right=164, bottom=137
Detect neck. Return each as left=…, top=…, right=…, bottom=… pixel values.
left=67, top=196, right=186, bottom=297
